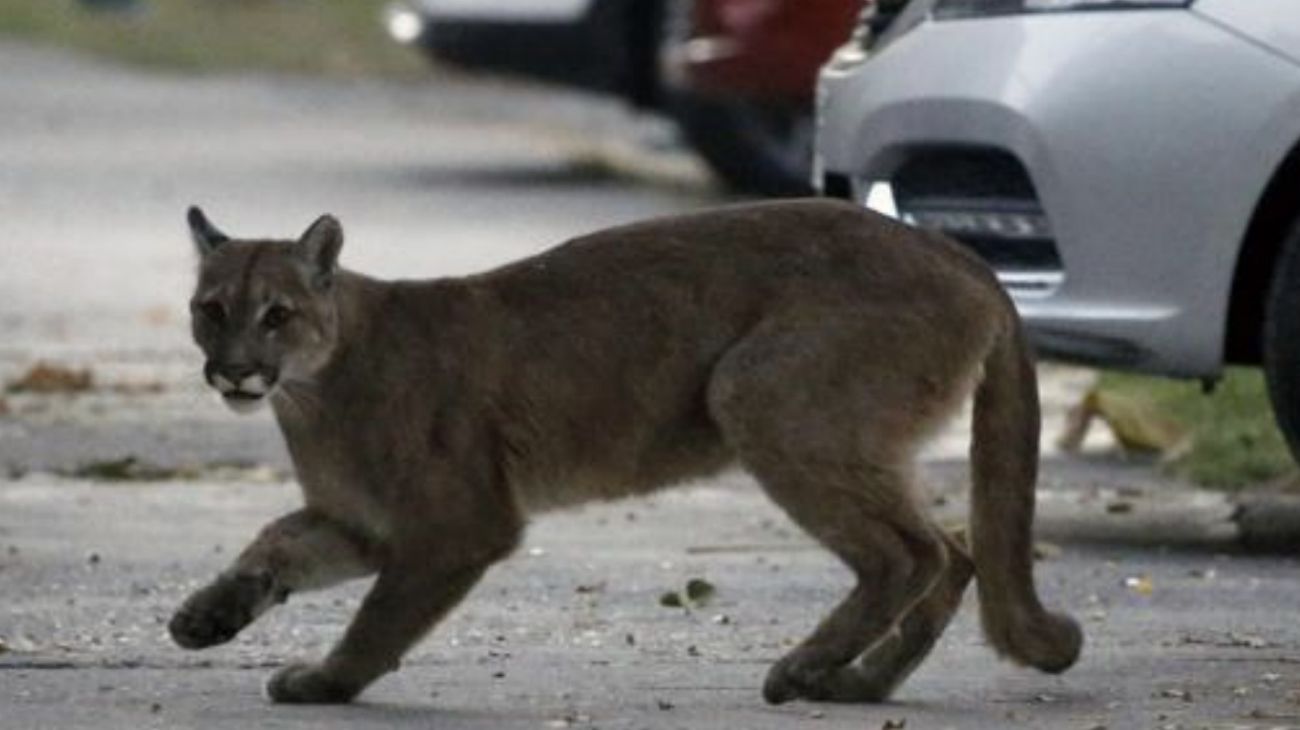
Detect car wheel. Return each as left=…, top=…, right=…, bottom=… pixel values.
left=667, top=93, right=816, bottom=197
left=1263, top=218, right=1300, bottom=464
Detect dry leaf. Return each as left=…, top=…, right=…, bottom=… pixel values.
left=6, top=362, right=93, bottom=394
left=1032, top=541, right=1062, bottom=561
left=684, top=578, right=715, bottom=605
left=659, top=578, right=717, bottom=609
left=1105, top=501, right=1135, bottom=514
left=141, top=305, right=173, bottom=327
left=71, top=457, right=196, bottom=482
left=1058, top=387, right=1188, bottom=455
left=1124, top=576, right=1154, bottom=596
left=108, top=381, right=165, bottom=395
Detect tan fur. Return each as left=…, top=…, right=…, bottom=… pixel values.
left=169, top=199, right=1081, bottom=705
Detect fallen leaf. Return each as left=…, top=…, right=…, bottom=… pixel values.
left=660, top=578, right=717, bottom=609
left=141, top=305, right=173, bottom=327
left=108, top=381, right=165, bottom=396
left=1124, top=576, right=1154, bottom=596
left=1032, top=541, right=1062, bottom=561
left=72, top=457, right=186, bottom=481
left=1228, top=633, right=1270, bottom=649
left=1058, top=387, right=1188, bottom=455
left=1105, top=501, right=1135, bottom=514
left=6, top=362, right=93, bottom=394
left=684, top=578, right=715, bottom=605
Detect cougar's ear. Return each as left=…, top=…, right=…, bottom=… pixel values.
left=188, top=206, right=230, bottom=257
left=297, top=214, right=343, bottom=289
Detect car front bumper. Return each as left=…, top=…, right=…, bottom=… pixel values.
left=816, top=9, right=1300, bottom=377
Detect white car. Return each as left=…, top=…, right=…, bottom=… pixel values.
left=815, top=0, right=1300, bottom=460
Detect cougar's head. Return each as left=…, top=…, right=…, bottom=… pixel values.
left=186, top=206, right=343, bottom=413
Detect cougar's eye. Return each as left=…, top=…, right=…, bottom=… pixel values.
left=193, top=300, right=226, bottom=326
left=261, top=303, right=294, bottom=331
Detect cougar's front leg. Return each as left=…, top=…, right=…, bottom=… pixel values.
left=169, top=509, right=378, bottom=650
left=265, top=513, right=523, bottom=704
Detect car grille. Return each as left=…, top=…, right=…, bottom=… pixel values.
left=827, top=146, right=1064, bottom=297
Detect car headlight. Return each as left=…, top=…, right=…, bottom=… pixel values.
left=827, top=0, right=927, bottom=69
left=935, top=0, right=1190, bottom=20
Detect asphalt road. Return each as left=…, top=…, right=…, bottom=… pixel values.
left=1, top=42, right=1298, bottom=730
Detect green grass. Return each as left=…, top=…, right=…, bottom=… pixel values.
left=0, top=0, right=426, bottom=77
left=1097, top=367, right=1297, bottom=489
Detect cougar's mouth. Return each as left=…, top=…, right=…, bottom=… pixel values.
left=211, top=372, right=275, bottom=414
left=221, top=390, right=266, bottom=413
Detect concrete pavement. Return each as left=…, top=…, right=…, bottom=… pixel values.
left=3, top=474, right=1300, bottom=730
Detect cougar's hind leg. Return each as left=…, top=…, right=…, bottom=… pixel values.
left=707, top=317, right=960, bottom=704
left=842, top=529, right=974, bottom=701
left=747, top=462, right=949, bottom=704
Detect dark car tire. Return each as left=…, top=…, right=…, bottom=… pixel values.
left=667, top=93, right=816, bottom=197
left=1263, top=218, right=1300, bottom=465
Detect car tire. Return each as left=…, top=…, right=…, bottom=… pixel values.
left=1263, top=218, right=1300, bottom=464
left=667, top=93, right=815, bottom=197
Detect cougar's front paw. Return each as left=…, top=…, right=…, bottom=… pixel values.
left=265, top=662, right=359, bottom=704
left=169, top=573, right=276, bottom=649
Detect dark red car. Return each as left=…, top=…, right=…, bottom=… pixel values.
left=387, top=0, right=898, bottom=196
left=658, top=0, right=864, bottom=194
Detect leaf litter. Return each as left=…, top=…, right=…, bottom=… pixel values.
left=659, top=578, right=716, bottom=609
left=67, top=457, right=283, bottom=483
left=6, top=362, right=93, bottom=394
left=4, top=361, right=166, bottom=398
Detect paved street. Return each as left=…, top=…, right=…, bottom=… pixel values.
left=1, top=42, right=1298, bottom=730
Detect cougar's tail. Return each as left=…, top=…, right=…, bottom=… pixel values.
left=969, top=313, right=1082, bottom=674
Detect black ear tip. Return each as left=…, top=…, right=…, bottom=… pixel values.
left=187, top=206, right=205, bottom=226
left=307, top=214, right=343, bottom=240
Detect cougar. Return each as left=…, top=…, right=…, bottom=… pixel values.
left=169, top=199, right=1081, bottom=705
